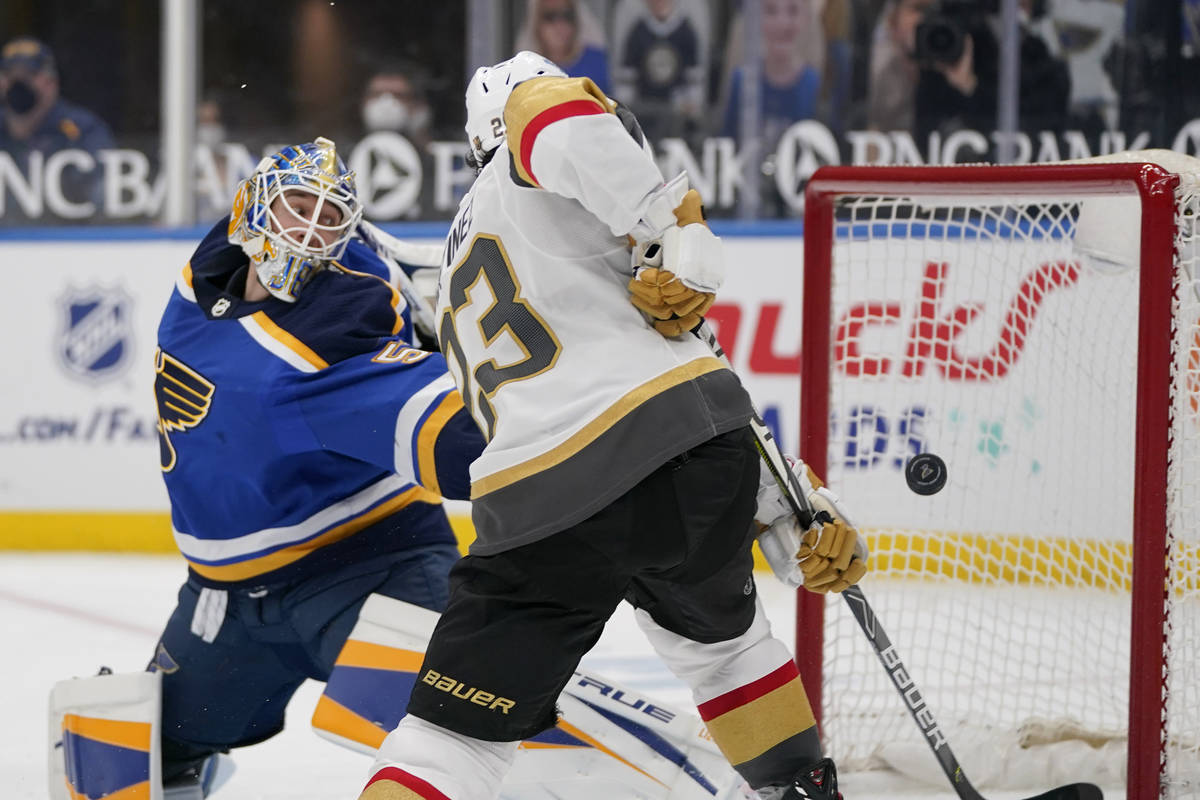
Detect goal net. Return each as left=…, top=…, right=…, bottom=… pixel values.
left=797, top=150, right=1200, bottom=799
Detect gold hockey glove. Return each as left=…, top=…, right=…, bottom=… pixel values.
left=795, top=499, right=870, bottom=594
left=628, top=266, right=716, bottom=337
left=756, top=458, right=869, bottom=594
left=628, top=181, right=724, bottom=338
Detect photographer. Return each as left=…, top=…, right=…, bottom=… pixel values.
left=914, top=0, right=1070, bottom=156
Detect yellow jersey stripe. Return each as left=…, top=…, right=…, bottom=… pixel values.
left=472, top=357, right=727, bottom=497
left=416, top=391, right=466, bottom=497
left=186, top=486, right=437, bottom=581
left=249, top=310, right=330, bottom=370
left=335, top=263, right=406, bottom=336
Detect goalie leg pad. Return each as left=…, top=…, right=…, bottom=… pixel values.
left=320, top=598, right=750, bottom=799
left=313, top=593, right=441, bottom=756
left=539, top=670, right=750, bottom=799
left=49, top=670, right=163, bottom=800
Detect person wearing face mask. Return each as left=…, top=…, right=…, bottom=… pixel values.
left=361, top=64, right=434, bottom=151
left=356, top=63, right=442, bottom=220
left=0, top=36, right=115, bottom=222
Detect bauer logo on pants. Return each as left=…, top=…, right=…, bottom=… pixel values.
left=56, top=285, right=134, bottom=382
left=420, top=669, right=515, bottom=713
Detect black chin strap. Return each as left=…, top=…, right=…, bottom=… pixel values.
left=465, top=147, right=496, bottom=174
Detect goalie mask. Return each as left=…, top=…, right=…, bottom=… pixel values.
left=228, top=137, right=363, bottom=302
left=464, top=50, right=566, bottom=170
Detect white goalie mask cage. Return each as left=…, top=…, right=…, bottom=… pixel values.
left=228, top=137, right=364, bottom=303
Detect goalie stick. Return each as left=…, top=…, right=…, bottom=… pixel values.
left=693, top=320, right=1104, bottom=800
left=356, top=219, right=441, bottom=348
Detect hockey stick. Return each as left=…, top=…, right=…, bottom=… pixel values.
left=693, top=320, right=1103, bottom=800
left=356, top=219, right=441, bottom=347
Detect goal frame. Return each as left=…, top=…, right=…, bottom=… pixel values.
left=797, top=162, right=1182, bottom=798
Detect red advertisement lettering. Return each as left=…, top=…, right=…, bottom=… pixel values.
left=838, top=260, right=1081, bottom=381
left=705, top=303, right=742, bottom=361
left=836, top=302, right=901, bottom=377
left=748, top=303, right=801, bottom=374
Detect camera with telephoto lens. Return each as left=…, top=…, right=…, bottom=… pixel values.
left=914, top=0, right=998, bottom=68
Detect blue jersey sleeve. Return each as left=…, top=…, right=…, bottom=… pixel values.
left=272, top=341, right=483, bottom=499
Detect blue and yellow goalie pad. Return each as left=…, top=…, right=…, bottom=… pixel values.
left=49, top=671, right=162, bottom=800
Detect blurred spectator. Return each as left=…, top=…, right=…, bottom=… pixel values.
left=195, top=96, right=235, bottom=220
left=610, top=0, right=710, bottom=142
left=360, top=62, right=434, bottom=151
left=719, top=0, right=824, bottom=141
left=914, top=0, right=1071, bottom=151
left=866, top=0, right=933, bottom=133
left=717, top=0, right=825, bottom=218
left=1040, top=0, right=1123, bottom=133
left=515, top=0, right=611, bottom=95
left=0, top=35, right=114, bottom=220
left=196, top=97, right=226, bottom=151
left=820, top=0, right=854, bottom=134
left=1187, top=0, right=1200, bottom=57
left=352, top=62, right=439, bottom=220
left=845, top=0, right=887, bottom=125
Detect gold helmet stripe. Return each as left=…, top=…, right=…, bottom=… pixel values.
left=504, top=76, right=613, bottom=187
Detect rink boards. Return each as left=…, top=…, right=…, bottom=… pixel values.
left=0, top=228, right=805, bottom=560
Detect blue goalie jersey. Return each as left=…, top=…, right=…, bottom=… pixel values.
left=154, top=219, right=483, bottom=586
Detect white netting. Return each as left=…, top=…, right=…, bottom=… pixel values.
left=1166, top=164, right=1200, bottom=796
left=806, top=152, right=1200, bottom=798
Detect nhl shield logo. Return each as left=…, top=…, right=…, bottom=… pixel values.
left=57, top=286, right=134, bottom=382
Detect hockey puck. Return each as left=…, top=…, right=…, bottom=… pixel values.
left=905, top=453, right=947, bottom=495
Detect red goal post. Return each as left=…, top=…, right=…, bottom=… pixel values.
left=797, top=151, right=1200, bottom=798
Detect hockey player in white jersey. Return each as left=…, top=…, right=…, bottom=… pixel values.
left=358, top=52, right=868, bottom=800
left=46, top=135, right=796, bottom=800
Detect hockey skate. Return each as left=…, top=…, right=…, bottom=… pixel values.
left=757, top=758, right=840, bottom=800
left=163, top=753, right=235, bottom=800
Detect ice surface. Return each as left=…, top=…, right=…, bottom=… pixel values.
left=0, top=553, right=1125, bottom=799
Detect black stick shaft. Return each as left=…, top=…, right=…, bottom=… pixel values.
left=837, top=586, right=1103, bottom=800
left=838, top=584, right=986, bottom=800
left=691, top=324, right=1102, bottom=800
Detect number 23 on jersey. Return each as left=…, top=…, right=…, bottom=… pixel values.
left=439, top=234, right=561, bottom=440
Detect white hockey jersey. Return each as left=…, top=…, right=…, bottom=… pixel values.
left=437, top=76, right=753, bottom=555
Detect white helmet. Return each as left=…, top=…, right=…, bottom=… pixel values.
left=464, top=51, right=566, bottom=168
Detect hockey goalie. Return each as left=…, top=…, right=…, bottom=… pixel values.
left=48, top=595, right=752, bottom=800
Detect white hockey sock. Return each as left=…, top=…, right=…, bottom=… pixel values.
left=362, top=715, right=518, bottom=800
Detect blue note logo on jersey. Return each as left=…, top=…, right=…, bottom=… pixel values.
left=155, top=349, right=215, bottom=471
left=56, top=286, right=134, bottom=382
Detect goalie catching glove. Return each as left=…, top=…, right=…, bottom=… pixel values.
left=627, top=175, right=723, bottom=337
left=755, top=457, right=869, bottom=593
